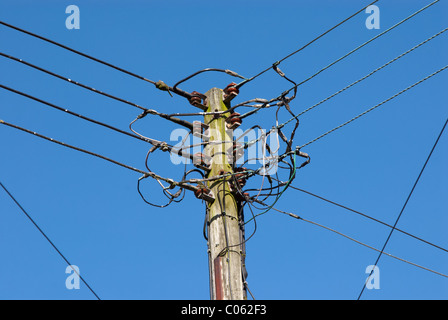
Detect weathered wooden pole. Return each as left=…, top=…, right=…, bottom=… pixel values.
left=204, top=87, right=245, bottom=300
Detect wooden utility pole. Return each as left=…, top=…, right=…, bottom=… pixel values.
left=203, top=87, right=246, bottom=300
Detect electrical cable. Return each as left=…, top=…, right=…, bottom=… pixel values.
left=0, top=119, right=206, bottom=200
left=358, top=117, right=448, bottom=300
left=0, top=20, right=192, bottom=99
left=244, top=153, right=297, bottom=225
left=172, top=68, right=246, bottom=94
left=257, top=201, right=448, bottom=280
left=276, top=0, right=441, bottom=100
left=285, top=184, right=448, bottom=254
left=236, top=0, right=381, bottom=89
left=0, top=84, right=167, bottom=147
left=0, top=181, right=101, bottom=300
left=237, top=0, right=441, bottom=122
left=276, top=26, right=448, bottom=129
left=0, top=52, right=148, bottom=111
left=300, top=64, right=448, bottom=149
left=0, top=119, right=147, bottom=175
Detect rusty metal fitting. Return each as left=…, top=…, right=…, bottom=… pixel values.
left=225, top=112, right=241, bottom=123
left=223, top=83, right=239, bottom=103
left=189, top=91, right=207, bottom=110
left=224, top=82, right=239, bottom=95
left=189, top=91, right=203, bottom=105
left=195, top=186, right=211, bottom=199
left=226, top=112, right=243, bottom=130
left=229, top=117, right=242, bottom=125
left=193, top=152, right=210, bottom=167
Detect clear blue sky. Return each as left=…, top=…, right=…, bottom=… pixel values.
left=0, top=0, right=447, bottom=300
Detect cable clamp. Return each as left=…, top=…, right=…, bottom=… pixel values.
left=294, top=146, right=309, bottom=158
left=295, top=146, right=311, bottom=169
left=158, top=142, right=170, bottom=152
left=155, top=80, right=173, bottom=97
left=272, top=62, right=285, bottom=77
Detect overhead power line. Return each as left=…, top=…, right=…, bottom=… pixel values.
left=0, top=181, right=101, bottom=300
left=300, top=64, right=448, bottom=149
left=277, top=26, right=448, bottom=129
left=0, top=83, right=164, bottom=146
left=288, top=185, right=448, bottom=254
left=0, top=119, right=213, bottom=200
left=0, top=20, right=191, bottom=99
left=237, top=0, right=381, bottom=88
left=258, top=202, right=448, bottom=280
left=240, top=26, right=448, bottom=147
left=277, top=0, right=441, bottom=99
left=0, top=119, right=148, bottom=175
left=0, top=84, right=197, bottom=159
left=0, top=51, right=149, bottom=111
left=358, top=117, right=448, bottom=300
left=0, top=21, right=155, bottom=83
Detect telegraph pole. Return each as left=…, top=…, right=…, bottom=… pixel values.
left=201, top=87, right=246, bottom=300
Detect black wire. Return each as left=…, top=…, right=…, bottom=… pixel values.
left=137, top=177, right=175, bottom=208
left=358, top=118, right=448, bottom=300
left=0, top=181, right=101, bottom=300
left=274, top=0, right=440, bottom=101
left=273, top=26, right=448, bottom=130
left=236, top=0, right=380, bottom=89
left=216, top=180, right=234, bottom=300
left=287, top=184, right=448, bottom=254
left=231, top=176, right=258, bottom=246
left=0, top=21, right=154, bottom=82
left=1, top=119, right=190, bottom=209
left=0, top=20, right=192, bottom=99
left=263, top=202, right=448, bottom=280
left=172, top=68, right=246, bottom=94
left=0, top=52, right=148, bottom=111
left=0, top=119, right=147, bottom=175
left=145, top=146, right=185, bottom=203
left=238, top=0, right=441, bottom=123
left=300, top=64, right=448, bottom=149
left=0, top=84, right=166, bottom=147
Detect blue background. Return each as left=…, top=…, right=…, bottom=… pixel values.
left=0, top=0, right=447, bottom=299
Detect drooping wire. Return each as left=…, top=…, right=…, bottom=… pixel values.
left=0, top=119, right=206, bottom=201
left=244, top=152, right=297, bottom=225
left=0, top=181, right=101, bottom=300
